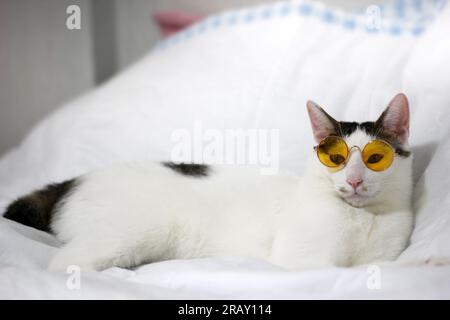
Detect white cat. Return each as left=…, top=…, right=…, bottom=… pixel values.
left=4, top=93, right=413, bottom=272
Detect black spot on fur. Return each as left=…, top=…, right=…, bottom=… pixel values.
left=3, top=179, right=77, bottom=232
left=332, top=121, right=410, bottom=158
left=338, top=122, right=359, bottom=137
left=162, top=162, right=210, bottom=177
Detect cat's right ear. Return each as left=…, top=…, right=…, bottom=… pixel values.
left=306, top=101, right=339, bottom=144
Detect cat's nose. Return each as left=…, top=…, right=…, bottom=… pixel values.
left=347, top=178, right=363, bottom=190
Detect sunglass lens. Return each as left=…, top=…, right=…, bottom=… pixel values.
left=317, top=136, right=348, bottom=168
left=362, top=140, right=394, bottom=171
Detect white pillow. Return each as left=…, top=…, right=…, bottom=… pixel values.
left=399, top=1, right=450, bottom=261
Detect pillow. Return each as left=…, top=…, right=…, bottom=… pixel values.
left=397, top=0, right=450, bottom=262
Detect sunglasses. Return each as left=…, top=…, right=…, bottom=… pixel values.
left=314, top=136, right=395, bottom=172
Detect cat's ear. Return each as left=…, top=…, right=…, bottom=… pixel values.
left=306, top=101, right=339, bottom=143
left=376, top=93, right=410, bottom=144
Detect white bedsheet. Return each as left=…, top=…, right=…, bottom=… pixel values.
left=1, top=0, right=450, bottom=299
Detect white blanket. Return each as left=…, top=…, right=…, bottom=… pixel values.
left=1, top=0, right=450, bottom=299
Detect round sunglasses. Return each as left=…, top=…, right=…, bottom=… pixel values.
left=314, top=136, right=395, bottom=172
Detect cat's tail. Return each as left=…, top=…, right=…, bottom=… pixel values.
left=3, top=179, right=77, bottom=232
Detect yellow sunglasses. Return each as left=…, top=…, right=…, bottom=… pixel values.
left=314, top=136, right=395, bottom=172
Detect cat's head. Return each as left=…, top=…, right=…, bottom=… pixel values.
left=306, top=93, right=412, bottom=207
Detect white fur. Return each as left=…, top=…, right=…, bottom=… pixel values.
left=49, top=128, right=413, bottom=272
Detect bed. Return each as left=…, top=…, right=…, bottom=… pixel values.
left=1, top=0, right=450, bottom=299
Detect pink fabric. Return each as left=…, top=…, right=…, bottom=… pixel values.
left=153, top=11, right=203, bottom=37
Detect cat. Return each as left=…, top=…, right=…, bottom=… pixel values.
left=3, top=93, right=413, bottom=272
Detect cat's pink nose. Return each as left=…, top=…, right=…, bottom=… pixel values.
left=347, top=178, right=363, bottom=190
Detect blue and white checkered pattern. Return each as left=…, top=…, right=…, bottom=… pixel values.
left=154, top=0, right=448, bottom=51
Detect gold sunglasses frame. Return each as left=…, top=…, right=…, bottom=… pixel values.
left=314, top=136, right=396, bottom=172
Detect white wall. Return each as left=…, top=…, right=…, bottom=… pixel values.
left=0, top=0, right=95, bottom=155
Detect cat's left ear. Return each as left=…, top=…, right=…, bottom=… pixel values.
left=376, top=93, right=410, bottom=144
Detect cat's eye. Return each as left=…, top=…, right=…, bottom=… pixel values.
left=330, top=154, right=346, bottom=165
left=367, top=154, right=383, bottom=164
left=315, top=137, right=395, bottom=172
